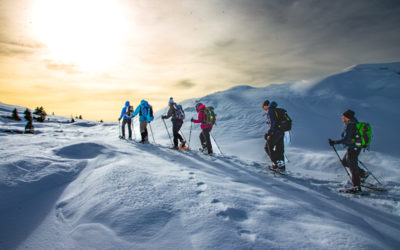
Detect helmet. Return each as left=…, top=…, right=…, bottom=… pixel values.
left=195, top=103, right=203, bottom=112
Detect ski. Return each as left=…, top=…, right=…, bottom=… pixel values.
left=268, top=165, right=285, bottom=175
left=338, top=188, right=369, bottom=196
left=361, top=183, right=386, bottom=192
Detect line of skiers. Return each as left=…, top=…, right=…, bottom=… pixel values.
left=119, top=98, right=371, bottom=194
left=118, top=98, right=215, bottom=154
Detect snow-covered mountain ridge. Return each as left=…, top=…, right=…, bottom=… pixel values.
left=1, top=62, right=400, bottom=249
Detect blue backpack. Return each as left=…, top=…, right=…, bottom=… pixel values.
left=140, top=103, right=154, bottom=121
left=173, top=104, right=185, bottom=120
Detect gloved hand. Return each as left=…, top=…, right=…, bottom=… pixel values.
left=191, top=118, right=194, bottom=122
left=118, top=118, right=121, bottom=121
left=161, top=115, right=166, bottom=119
left=264, top=133, right=269, bottom=141
left=328, top=139, right=335, bottom=146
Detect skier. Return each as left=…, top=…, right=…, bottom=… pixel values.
left=118, top=101, right=133, bottom=139
left=132, top=99, right=154, bottom=143
left=329, top=109, right=369, bottom=193
left=262, top=100, right=285, bottom=172
left=161, top=97, right=186, bottom=150
left=191, top=103, right=213, bottom=155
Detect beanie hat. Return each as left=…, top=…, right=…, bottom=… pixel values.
left=169, top=97, right=174, bottom=104
left=195, top=103, right=203, bottom=112
left=263, top=100, right=270, bottom=107
left=343, top=109, right=355, bottom=119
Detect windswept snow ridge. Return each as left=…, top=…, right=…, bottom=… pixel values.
left=1, top=62, right=400, bottom=249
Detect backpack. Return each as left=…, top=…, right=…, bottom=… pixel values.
left=273, top=108, right=292, bottom=132
left=125, top=105, right=133, bottom=117
left=173, top=104, right=185, bottom=120
left=201, top=106, right=216, bottom=125
left=140, top=104, right=154, bottom=121
left=353, top=122, right=371, bottom=149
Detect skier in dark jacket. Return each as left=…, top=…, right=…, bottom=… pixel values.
left=118, top=101, right=133, bottom=139
left=191, top=103, right=213, bottom=154
left=329, top=109, right=369, bottom=193
left=162, top=97, right=186, bottom=150
left=262, top=100, right=285, bottom=171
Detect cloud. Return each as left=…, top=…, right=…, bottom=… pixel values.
left=45, top=61, right=81, bottom=74
left=0, top=40, right=44, bottom=56
left=176, top=79, right=196, bottom=88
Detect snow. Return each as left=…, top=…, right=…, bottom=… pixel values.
left=1, top=62, right=400, bottom=249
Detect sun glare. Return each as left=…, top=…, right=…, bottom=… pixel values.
left=32, top=0, right=129, bottom=72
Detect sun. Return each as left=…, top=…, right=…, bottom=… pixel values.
left=31, top=0, right=129, bottom=72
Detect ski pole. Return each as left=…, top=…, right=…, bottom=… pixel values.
left=210, top=133, right=223, bottom=156
left=188, top=120, right=193, bottom=149
left=118, top=120, right=121, bottom=138
left=331, top=145, right=352, bottom=182
left=149, top=123, right=156, bottom=144
left=162, top=119, right=173, bottom=146
left=132, top=117, right=136, bottom=140
left=179, top=129, right=187, bottom=141
left=358, top=160, right=383, bottom=185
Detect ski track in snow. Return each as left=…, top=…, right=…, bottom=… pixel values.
left=1, top=62, right=400, bottom=249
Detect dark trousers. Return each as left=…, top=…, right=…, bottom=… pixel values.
left=122, top=119, right=132, bottom=138
left=172, top=120, right=184, bottom=147
left=200, top=127, right=213, bottom=154
left=264, top=133, right=284, bottom=164
left=342, top=147, right=361, bottom=187
left=140, top=121, right=148, bottom=142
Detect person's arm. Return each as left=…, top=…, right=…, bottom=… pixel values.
left=119, top=107, right=126, bottom=120
left=191, top=111, right=203, bottom=123
left=163, top=106, right=174, bottom=119
left=267, top=109, right=277, bottom=134
left=335, top=122, right=356, bottom=145
left=132, top=105, right=140, bottom=117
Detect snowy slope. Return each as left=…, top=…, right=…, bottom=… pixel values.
left=1, top=62, right=400, bottom=249
left=159, top=62, right=400, bottom=159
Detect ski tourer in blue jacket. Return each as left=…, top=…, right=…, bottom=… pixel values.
left=119, top=101, right=133, bottom=121
left=132, top=100, right=154, bottom=122
left=132, top=100, right=154, bottom=143
left=118, top=101, right=132, bottom=139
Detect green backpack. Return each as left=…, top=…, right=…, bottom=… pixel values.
left=201, top=106, right=216, bottom=125
left=353, top=122, right=372, bottom=149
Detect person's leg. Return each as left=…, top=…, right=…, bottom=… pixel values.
left=346, top=148, right=361, bottom=188
left=276, top=133, right=285, bottom=165
left=203, top=128, right=213, bottom=154
left=199, top=131, right=206, bottom=150
left=140, top=121, right=146, bottom=142
left=266, top=133, right=281, bottom=165
left=127, top=119, right=132, bottom=139
left=121, top=119, right=127, bottom=138
left=172, top=120, right=183, bottom=148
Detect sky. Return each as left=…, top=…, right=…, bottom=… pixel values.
left=1, top=0, right=400, bottom=121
